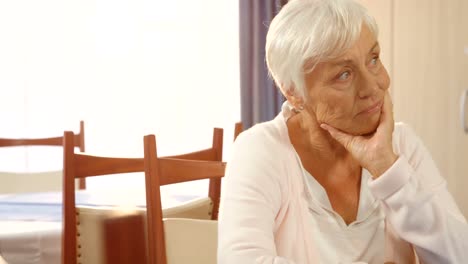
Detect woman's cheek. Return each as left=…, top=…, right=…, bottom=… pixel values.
left=315, top=104, right=341, bottom=124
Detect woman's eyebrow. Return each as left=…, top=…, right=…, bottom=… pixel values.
left=330, top=59, right=354, bottom=68
left=369, top=42, right=379, bottom=53
left=329, top=42, right=380, bottom=68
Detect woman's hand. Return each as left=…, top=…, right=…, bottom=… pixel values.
left=320, top=91, right=398, bottom=178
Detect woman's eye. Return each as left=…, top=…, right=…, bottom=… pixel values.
left=338, top=71, right=350, bottom=80
left=370, top=56, right=379, bottom=65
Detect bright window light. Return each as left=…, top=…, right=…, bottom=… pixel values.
left=0, top=0, right=240, bottom=194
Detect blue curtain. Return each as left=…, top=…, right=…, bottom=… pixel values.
left=239, top=0, right=287, bottom=129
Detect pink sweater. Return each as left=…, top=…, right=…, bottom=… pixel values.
left=218, top=112, right=468, bottom=263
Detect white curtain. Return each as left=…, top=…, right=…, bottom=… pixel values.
left=0, top=0, right=240, bottom=194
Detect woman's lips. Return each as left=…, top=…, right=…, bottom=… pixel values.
left=359, top=100, right=383, bottom=115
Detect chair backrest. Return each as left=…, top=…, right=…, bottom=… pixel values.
left=165, top=127, right=223, bottom=220
left=234, top=122, right=243, bottom=141
left=163, top=218, right=217, bottom=264
left=0, top=121, right=87, bottom=190
left=102, top=210, right=148, bottom=264
left=63, top=127, right=224, bottom=264
left=0, top=170, right=63, bottom=194
left=62, top=131, right=145, bottom=264
left=79, top=206, right=147, bottom=264
left=143, top=133, right=226, bottom=264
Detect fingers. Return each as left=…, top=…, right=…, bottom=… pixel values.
left=380, top=91, right=391, bottom=122
left=384, top=90, right=393, bottom=111
left=377, top=91, right=395, bottom=132
left=320, top=123, right=354, bottom=150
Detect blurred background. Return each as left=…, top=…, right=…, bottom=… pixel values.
left=0, top=0, right=467, bottom=216
left=0, top=0, right=240, bottom=193
left=360, top=0, right=468, bottom=217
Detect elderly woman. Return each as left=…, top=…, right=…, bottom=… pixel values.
left=218, top=0, right=468, bottom=263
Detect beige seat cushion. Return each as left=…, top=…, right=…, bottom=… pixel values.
left=76, top=206, right=147, bottom=264
left=164, top=218, right=218, bottom=264
left=0, top=171, right=80, bottom=194
left=75, top=197, right=214, bottom=263
left=162, top=197, right=213, bottom=219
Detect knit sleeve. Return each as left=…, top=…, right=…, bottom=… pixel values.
left=368, top=123, right=468, bottom=264
left=217, top=128, right=296, bottom=264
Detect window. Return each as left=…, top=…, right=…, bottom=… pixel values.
left=0, top=0, right=240, bottom=194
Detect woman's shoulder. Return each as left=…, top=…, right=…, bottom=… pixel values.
left=234, top=117, right=290, bottom=154
left=227, top=117, right=294, bottom=182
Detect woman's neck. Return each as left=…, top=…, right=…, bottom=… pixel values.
left=286, top=111, right=361, bottom=182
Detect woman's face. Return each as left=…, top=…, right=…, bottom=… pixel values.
left=302, top=25, right=390, bottom=136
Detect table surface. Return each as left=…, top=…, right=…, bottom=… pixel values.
left=0, top=190, right=199, bottom=222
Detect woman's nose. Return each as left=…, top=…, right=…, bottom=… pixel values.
left=357, top=71, right=380, bottom=99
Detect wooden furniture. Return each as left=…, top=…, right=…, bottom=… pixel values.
left=102, top=211, right=219, bottom=264
left=143, top=133, right=226, bottom=264
left=162, top=218, right=217, bottom=264
left=234, top=122, right=243, bottom=141
left=63, top=127, right=224, bottom=264
left=62, top=131, right=145, bottom=264
left=0, top=189, right=198, bottom=264
left=0, top=121, right=86, bottom=190
left=164, top=127, right=223, bottom=220
left=0, top=170, right=63, bottom=194
left=103, top=212, right=147, bottom=264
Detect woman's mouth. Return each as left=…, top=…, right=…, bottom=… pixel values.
left=358, top=100, right=382, bottom=115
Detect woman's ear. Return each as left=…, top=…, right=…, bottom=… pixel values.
left=285, top=88, right=304, bottom=111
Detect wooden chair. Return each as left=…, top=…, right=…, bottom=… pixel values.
left=165, top=127, right=223, bottom=220
left=0, top=121, right=86, bottom=190
left=62, top=131, right=145, bottom=264
left=234, top=122, right=243, bottom=141
left=162, top=218, right=218, bottom=264
left=103, top=211, right=148, bottom=264
left=63, top=127, right=224, bottom=264
left=143, top=134, right=226, bottom=264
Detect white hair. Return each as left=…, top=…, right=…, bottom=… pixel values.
left=265, top=0, right=378, bottom=100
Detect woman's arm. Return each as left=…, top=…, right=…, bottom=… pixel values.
left=321, top=92, right=468, bottom=263
left=368, top=124, right=468, bottom=264
left=217, top=131, right=296, bottom=264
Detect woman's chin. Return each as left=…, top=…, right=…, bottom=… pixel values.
left=356, top=119, right=380, bottom=136
left=324, top=113, right=381, bottom=136
left=340, top=119, right=380, bottom=136
left=354, top=112, right=382, bottom=135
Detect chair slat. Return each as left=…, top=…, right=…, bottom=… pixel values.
left=0, top=121, right=86, bottom=190
left=74, top=154, right=144, bottom=178
left=63, top=125, right=227, bottom=264
left=158, top=158, right=226, bottom=186
left=143, top=128, right=226, bottom=264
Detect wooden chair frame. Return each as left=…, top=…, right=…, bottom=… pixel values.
left=143, top=132, right=226, bottom=264
left=0, top=121, right=86, bottom=189
left=167, top=128, right=223, bottom=220
left=61, top=131, right=144, bottom=264
left=234, top=122, right=243, bottom=141
left=62, top=127, right=223, bottom=264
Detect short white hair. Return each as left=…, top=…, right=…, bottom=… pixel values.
left=265, top=0, right=378, bottom=99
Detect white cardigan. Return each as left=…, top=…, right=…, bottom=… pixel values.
left=218, top=108, right=468, bottom=263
